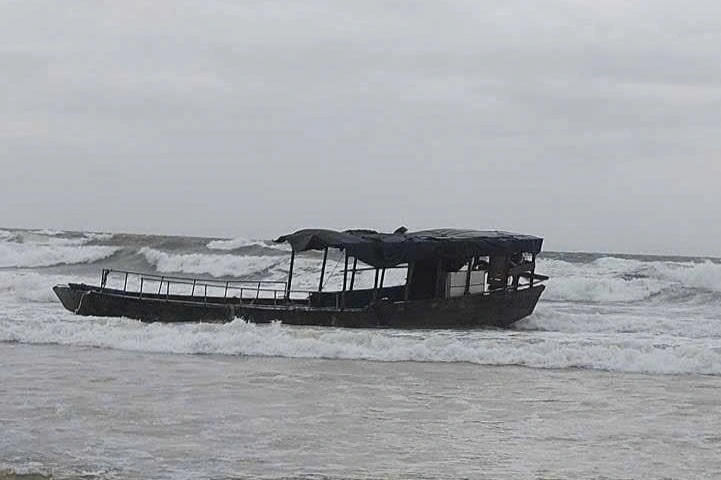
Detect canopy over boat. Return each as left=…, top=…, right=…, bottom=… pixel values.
left=275, top=228, right=543, bottom=268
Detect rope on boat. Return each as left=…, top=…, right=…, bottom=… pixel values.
left=323, top=254, right=343, bottom=289
left=75, top=291, right=90, bottom=315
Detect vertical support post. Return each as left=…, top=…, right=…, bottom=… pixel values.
left=224, top=281, right=229, bottom=298
left=342, top=252, right=349, bottom=292
left=372, top=268, right=380, bottom=301
left=349, top=257, right=358, bottom=291
left=158, top=277, right=164, bottom=294
left=405, top=262, right=415, bottom=301
left=380, top=268, right=386, bottom=288
left=435, top=258, right=444, bottom=299
left=464, top=258, right=473, bottom=295
left=166, top=280, right=170, bottom=300
left=101, top=269, right=109, bottom=289
left=123, top=272, right=128, bottom=292
left=139, top=278, right=144, bottom=300
left=285, top=248, right=295, bottom=300
left=318, top=248, right=328, bottom=292
left=341, top=252, right=349, bottom=310
left=191, top=279, right=196, bottom=296
left=530, top=253, right=536, bottom=287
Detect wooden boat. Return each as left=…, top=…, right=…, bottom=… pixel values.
left=53, top=228, right=548, bottom=328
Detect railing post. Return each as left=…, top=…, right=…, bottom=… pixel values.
left=166, top=280, right=170, bottom=300
left=158, top=277, right=164, bottom=295
left=224, top=281, right=229, bottom=298
left=123, top=272, right=128, bottom=292
left=191, top=279, right=196, bottom=296
left=139, top=278, right=144, bottom=300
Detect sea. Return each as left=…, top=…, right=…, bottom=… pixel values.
left=1, top=228, right=720, bottom=480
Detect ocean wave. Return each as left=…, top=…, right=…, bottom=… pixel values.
left=0, top=271, right=94, bottom=303
left=543, top=276, right=665, bottom=302
left=2, top=317, right=720, bottom=376
left=140, top=247, right=286, bottom=278
left=0, top=242, right=119, bottom=268
left=537, top=257, right=721, bottom=303
left=518, top=303, right=721, bottom=339
left=651, top=260, right=721, bottom=293
left=206, top=237, right=276, bottom=251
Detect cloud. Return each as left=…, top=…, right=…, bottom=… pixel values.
left=1, top=0, right=720, bottom=255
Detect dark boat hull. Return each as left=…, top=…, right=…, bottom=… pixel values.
left=54, top=283, right=545, bottom=329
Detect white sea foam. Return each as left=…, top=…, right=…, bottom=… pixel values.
left=543, top=276, right=664, bottom=302
left=536, top=257, right=721, bottom=302
left=0, top=242, right=118, bottom=268
left=140, top=248, right=285, bottom=278
left=0, top=271, right=95, bottom=303
left=652, top=260, right=721, bottom=293
left=83, top=232, right=115, bottom=242
left=2, top=316, right=720, bottom=376
left=206, top=238, right=271, bottom=250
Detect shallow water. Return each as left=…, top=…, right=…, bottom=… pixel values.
left=3, top=343, right=721, bottom=479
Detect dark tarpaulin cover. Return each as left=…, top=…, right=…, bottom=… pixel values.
left=274, top=228, right=543, bottom=268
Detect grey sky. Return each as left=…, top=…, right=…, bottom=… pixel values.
left=2, top=1, right=720, bottom=255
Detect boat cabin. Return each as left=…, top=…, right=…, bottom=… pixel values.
left=276, top=228, right=546, bottom=310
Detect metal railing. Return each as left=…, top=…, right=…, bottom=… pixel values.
left=99, top=269, right=313, bottom=305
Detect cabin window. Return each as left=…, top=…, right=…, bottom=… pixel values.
left=441, top=258, right=489, bottom=298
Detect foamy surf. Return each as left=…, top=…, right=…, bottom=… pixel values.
left=1, top=314, right=719, bottom=376
left=0, top=242, right=118, bottom=268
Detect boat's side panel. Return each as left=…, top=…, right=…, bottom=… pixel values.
left=236, top=285, right=545, bottom=329
left=54, top=285, right=234, bottom=322
left=53, top=283, right=545, bottom=328
left=379, top=285, right=545, bottom=329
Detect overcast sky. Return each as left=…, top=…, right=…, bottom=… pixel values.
left=2, top=1, right=720, bottom=255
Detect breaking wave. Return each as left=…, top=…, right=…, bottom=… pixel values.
left=206, top=237, right=286, bottom=251
left=0, top=242, right=118, bottom=268
left=1, top=317, right=720, bottom=376
left=537, top=257, right=721, bottom=303
left=140, top=247, right=286, bottom=278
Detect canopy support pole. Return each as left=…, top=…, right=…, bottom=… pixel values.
left=530, top=253, right=536, bottom=287
left=349, top=257, right=358, bottom=291
left=405, top=263, right=414, bottom=301
left=372, top=268, right=380, bottom=300
left=318, top=248, right=328, bottom=292
left=464, top=258, right=473, bottom=295
left=341, top=252, right=349, bottom=309
left=435, top=258, right=444, bottom=298
left=285, top=248, right=295, bottom=300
